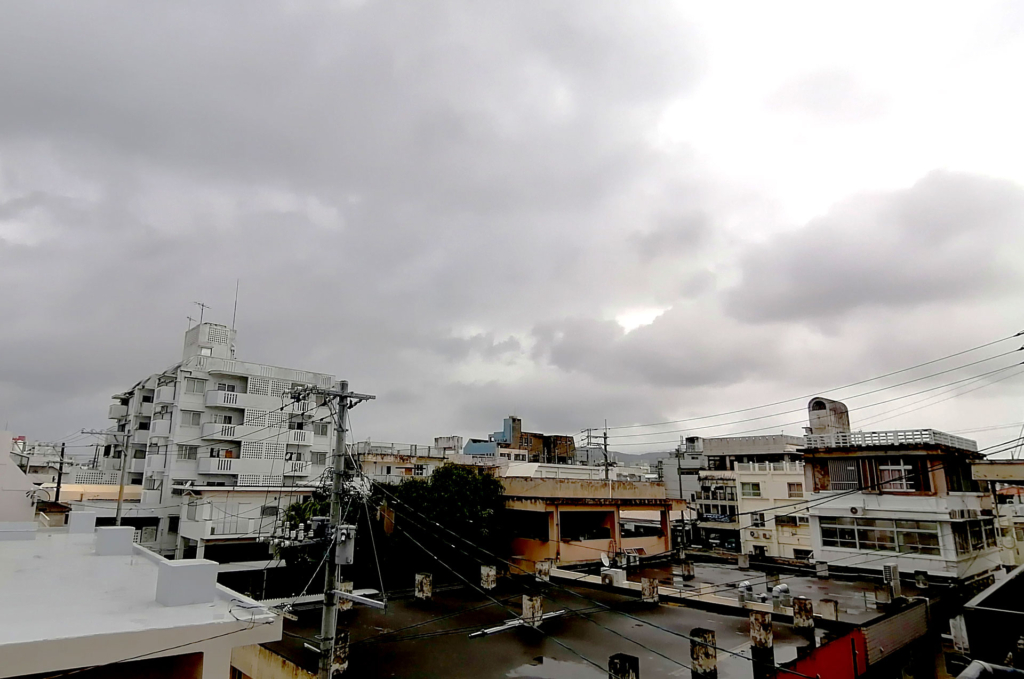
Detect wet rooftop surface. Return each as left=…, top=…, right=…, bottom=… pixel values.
left=627, top=562, right=924, bottom=625
left=269, top=579, right=825, bottom=678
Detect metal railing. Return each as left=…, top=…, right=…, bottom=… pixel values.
left=733, top=461, right=805, bottom=473
left=804, top=428, right=977, bottom=452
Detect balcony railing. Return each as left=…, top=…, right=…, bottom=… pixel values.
left=289, top=430, right=311, bottom=445
left=804, top=429, right=978, bottom=452
left=108, top=404, right=128, bottom=420
left=734, top=461, right=805, bottom=473
left=186, top=355, right=333, bottom=387
left=283, top=460, right=310, bottom=476
left=154, top=385, right=175, bottom=404
left=150, top=419, right=171, bottom=438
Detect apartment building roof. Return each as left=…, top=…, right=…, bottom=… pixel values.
left=801, top=428, right=979, bottom=454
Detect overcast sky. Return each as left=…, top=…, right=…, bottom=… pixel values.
left=2, top=1, right=1023, bottom=455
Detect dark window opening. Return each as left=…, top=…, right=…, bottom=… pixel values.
left=507, top=509, right=549, bottom=541
left=560, top=511, right=612, bottom=542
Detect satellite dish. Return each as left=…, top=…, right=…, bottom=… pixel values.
left=601, top=553, right=611, bottom=568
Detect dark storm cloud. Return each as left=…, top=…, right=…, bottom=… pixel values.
left=725, top=171, right=1024, bottom=323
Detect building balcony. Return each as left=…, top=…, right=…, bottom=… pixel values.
left=149, top=419, right=171, bottom=438
left=205, top=389, right=243, bottom=408
left=190, top=355, right=331, bottom=387
left=139, top=402, right=153, bottom=418
left=132, top=430, right=150, bottom=445
left=734, top=461, right=805, bottom=474
left=108, top=404, right=128, bottom=420
left=131, top=457, right=146, bottom=473
left=283, top=460, right=311, bottom=477
left=154, top=385, right=175, bottom=404
left=288, top=429, right=312, bottom=446
left=204, top=388, right=317, bottom=414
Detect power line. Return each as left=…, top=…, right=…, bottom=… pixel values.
left=598, top=330, right=1022, bottom=431
left=608, top=351, right=1022, bottom=440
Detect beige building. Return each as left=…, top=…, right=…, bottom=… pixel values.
left=734, top=461, right=812, bottom=560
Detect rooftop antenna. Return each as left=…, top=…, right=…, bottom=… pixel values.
left=186, top=315, right=196, bottom=331
left=231, top=279, right=240, bottom=330
left=193, top=301, right=210, bottom=325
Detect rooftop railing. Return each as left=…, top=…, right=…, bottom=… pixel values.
left=804, top=428, right=978, bottom=452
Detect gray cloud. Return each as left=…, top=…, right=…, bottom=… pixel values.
left=725, top=171, right=1024, bottom=323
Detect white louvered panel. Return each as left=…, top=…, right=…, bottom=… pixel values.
left=262, top=475, right=283, bottom=486
left=241, top=441, right=264, bottom=459
left=248, top=377, right=270, bottom=396
left=270, top=379, right=291, bottom=397
left=267, top=411, right=287, bottom=428
left=238, top=474, right=261, bottom=486
left=265, top=444, right=286, bottom=459
left=244, top=409, right=268, bottom=427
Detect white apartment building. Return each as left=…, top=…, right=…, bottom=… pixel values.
left=355, top=439, right=453, bottom=484
left=803, top=397, right=1002, bottom=582
left=99, top=322, right=336, bottom=559
left=734, top=460, right=812, bottom=560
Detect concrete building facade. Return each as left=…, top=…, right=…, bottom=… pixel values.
left=464, top=416, right=576, bottom=464
left=96, top=323, right=336, bottom=558
left=803, top=397, right=1001, bottom=582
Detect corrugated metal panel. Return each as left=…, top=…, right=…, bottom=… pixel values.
left=863, top=602, right=928, bottom=665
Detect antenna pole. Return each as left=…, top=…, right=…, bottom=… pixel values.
left=232, top=279, right=240, bottom=330
left=193, top=301, right=211, bottom=325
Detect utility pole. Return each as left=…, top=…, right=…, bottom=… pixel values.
left=603, top=421, right=609, bottom=482
left=55, top=442, right=66, bottom=503
left=287, top=380, right=375, bottom=679
left=81, top=428, right=132, bottom=525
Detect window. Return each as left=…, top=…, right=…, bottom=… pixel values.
left=788, top=482, right=803, bottom=499
left=177, top=445, right=198, bottom=460
left=170, top=479, right=188, bottom=496
left=514, top=453, right=527, bottom=462
left=312, top=452, right=327, bottom=466
left=414, top=464, right=426, bottom=476
left=182, top=411, right=202, bottom=427
left=878, top=458, right=915, bottom=491
left=168, top=517, right=179, bottom=534
left=144, top=478, right=162, bottom=491
left=184, top=378, right=206, bottom=394
left=186, top=500, right=198, bottom=521
left=133, top=449, right=146, bottom=459
left=138, top=421, right=151, bottom=430
left=314, top=422, right=330, bottom=437
left=141, top=394, right=154, bottom=403
left=288, top=421, right=305, bottom=430
left=507, top=509, right=550, bottom=541
left=775, top=515, right=797, bottom=527
left=261, top=505, right=279, bottom=518
left=199, top=347, right=213, bottom=356
left=560, top=511, right=613, bottom=541
left=796, top=515, right=810, bottom=526
left=793, top=548, right=813, bottom=561
left=741, top=482, right=761, bottom=498
left=751, top=512, right=766, bottom=528
left=820, top=517, right=940, bottom=555
left=217, top=383, right=236, bottom=393
left=213, top=414, right=233, bottom=425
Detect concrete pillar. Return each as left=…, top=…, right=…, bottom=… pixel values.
left=609, top=653, right=640, bottom=679
left=174, top=533, right=185, bottom=560
left=690, top=628, right=718, bottom=679
left=338, top=581, right=353, bottom=612
left=522, top=594, right=543, bottom=627
left=815, top=562, right=829, bottom=579
left=737, top=554, right=750, bottom=568
left=792, top=597, right=814, bottom=637
left=481, top=564, right=497, bottom=590
left=201, top=646, right=231, bottom=679
left=641, top=578, right=659, bottom=604
left=818, top=598, right=839, bottom=621
left=680, top=561, right=695, bottom=581
left=195, top=538, right=206, bottom=560
left=749, top=610, right=776, bottom=679
left=415, top=572, right=432, bottom=600
left=535, top=559, right=551, bottom=582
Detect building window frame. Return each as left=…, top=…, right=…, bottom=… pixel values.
left=741, top=482, right=761, bottom=498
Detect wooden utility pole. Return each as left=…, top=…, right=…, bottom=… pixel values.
left=54, top=442, right=66, bottom=502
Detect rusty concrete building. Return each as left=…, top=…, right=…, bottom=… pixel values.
left=463, top=416, right=576, bottom=464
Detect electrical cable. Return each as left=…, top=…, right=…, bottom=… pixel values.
left=598, top=330, right=1023, bottom=431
